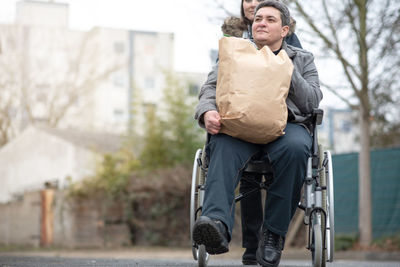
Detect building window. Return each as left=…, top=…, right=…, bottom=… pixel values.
left=36, top=92, right=47, bottom=103
left=113, top=109, right=124, bottom=120
left=113, top=74, right=125, bottom=87
left=114, top=42, right=125, bottom=54
left=144, top=45, right=155, bottom=55
left=7, top=107, right=17, bottom=118
left=36, top=83, right=50, bottom=91
left=144, top=77, right=155, bottom=89
left=188, top=83, right=199, bottom=96
left=341, top=120, right=352, bottom=133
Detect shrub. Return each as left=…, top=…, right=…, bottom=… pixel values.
left=126, top=165, right=192, bottom=246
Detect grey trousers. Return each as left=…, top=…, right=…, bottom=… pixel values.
left=202, top=123, right=312, bottom=240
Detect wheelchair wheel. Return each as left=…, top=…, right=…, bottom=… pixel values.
left=314, top=146, right=327, bottom=267
left=325, top=150, right=335, bottom=262
left=197, top=245, right=208, bottom=267
left=190, top=148, right=209, bottom=266
left=311, top=219, right=324, bottom=267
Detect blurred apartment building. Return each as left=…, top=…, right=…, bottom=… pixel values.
left=0, top=0, right=206, bottom=136
left=318, top=108, right=360, bottom=154
left=0, top=0, right=206, bottom=203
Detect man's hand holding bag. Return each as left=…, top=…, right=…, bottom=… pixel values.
left=216, top=37, right=294, bottom=144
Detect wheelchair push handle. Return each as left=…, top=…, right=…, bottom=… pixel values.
left=313, top=108, right=324, bottom=126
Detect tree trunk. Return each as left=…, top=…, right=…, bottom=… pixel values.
left=358, top=104, right=372, bottom=246
left=356, top=0, right=372, bottom=246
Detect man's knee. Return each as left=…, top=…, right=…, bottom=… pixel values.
left=280, top=124, right=311, bottom=158
left=283, top=136, right=310, bottom=159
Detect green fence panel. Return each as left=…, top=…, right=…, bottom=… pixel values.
left=332, top=148, right=400, bottom=239
left=332, top=152, right=359, bottom=235
left=370, top=148, right=400, bottom=238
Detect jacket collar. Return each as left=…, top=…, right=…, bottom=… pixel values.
left=251, top=40, right=296, bottom=59
left=282, top=41, right=296, bottom=59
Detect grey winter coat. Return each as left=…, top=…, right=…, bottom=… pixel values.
left=194, top=41, right=322, bottom=130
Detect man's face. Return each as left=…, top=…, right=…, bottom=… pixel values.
left=252, top=6, right=289, bottom=50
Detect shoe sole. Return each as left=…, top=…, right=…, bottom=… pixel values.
left=242, top=259, right=258, bottom=265
left=192, top=220, right=229, bottom=255
left=256, top=248, right=279, bottom=267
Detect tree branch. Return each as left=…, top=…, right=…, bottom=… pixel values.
left=367, top=0, right=392, bottom=50
left=291, top=1, right=362, bottom=103
left=320, top=80, right=358, bottom=109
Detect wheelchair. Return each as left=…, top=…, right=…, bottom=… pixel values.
left=190, top=109, right=334, bottom=267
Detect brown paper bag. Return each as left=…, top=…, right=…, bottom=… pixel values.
left=216, top=37, right=294, bottom=144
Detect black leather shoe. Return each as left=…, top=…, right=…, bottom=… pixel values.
left=256, top=229, right=284, bottom=267
left=192, top=216, right=229, bottom=255
left=242, top=247, right=257, bottom=265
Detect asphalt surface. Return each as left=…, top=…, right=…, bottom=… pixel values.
left=0, top=247, right=399, bottom=267
left=1, top=256, right=400, bottom=267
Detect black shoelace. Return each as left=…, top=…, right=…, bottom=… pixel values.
left=263, top=231, right=282, bottom=249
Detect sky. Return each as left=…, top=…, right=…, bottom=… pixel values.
left=0, top=0, right=234, bottom=73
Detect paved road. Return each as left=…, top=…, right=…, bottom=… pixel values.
left=1, top=256, right=400, bottom=267
left=1, top=247, right=399, bottom=267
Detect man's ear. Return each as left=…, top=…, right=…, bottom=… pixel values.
left=281, top=25, right=290, bottom=38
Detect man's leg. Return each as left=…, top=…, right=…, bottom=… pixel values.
left=263, top=123, right=312, bottom=235
left=240, top=173, right=263, bottom=264
left=257, top=123, right=312, bottom=267
left=193, top=133, right=260, bottom=254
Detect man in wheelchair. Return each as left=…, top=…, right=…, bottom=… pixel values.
left=193, top=1, right=322, bottom=267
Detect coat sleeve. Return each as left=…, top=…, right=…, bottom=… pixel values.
left=288, top=51, right=322, bottom=114
left=194, top=63, right=219, bottom=128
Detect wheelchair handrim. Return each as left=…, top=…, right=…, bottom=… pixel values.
left=190, top=149, right=202, bottom=260
left=325, top=150, right=335, bottom=262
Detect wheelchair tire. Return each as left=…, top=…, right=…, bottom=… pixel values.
left=190, top=149, right=202, bottom=260
left=311, top=221, right=324, bottom=267
left=197, top=244, right=209, bottom=267
left=317, top=145, right=327, bottom=266
left=325, top=150, right=335, bottom=262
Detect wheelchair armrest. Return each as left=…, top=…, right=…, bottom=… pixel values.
left=313, top=108, right=324, bottom=126
left=310, top=109, right=324, bottom=168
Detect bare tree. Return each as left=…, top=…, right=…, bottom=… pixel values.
left=0, top=25, right=24, bottom=146
left=208, top=0, right=399, bottom=246
left=0, top=25, right=125, bottom=146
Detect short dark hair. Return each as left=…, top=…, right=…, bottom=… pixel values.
left=254, top=0, right=291, bottom=27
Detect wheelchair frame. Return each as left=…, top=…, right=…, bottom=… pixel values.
left=190, top=109, right=334, bottom=267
